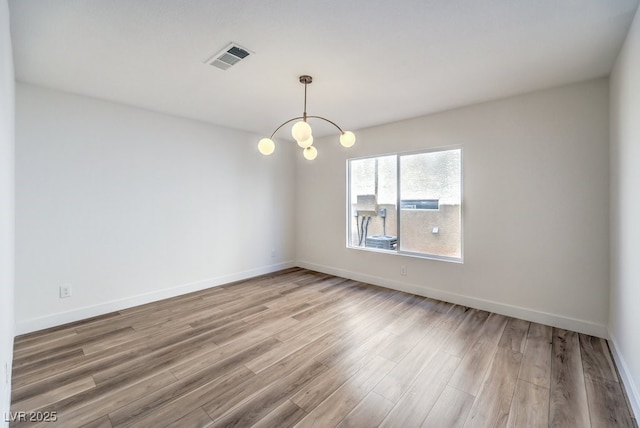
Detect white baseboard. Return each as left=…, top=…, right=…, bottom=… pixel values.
left=608, top=335, right=640, bottom=420
left=296, top=260, right=609, bottom=338
left=16, top=258, right=610, bottom=339
left=15, top=261, right=296, bottom=335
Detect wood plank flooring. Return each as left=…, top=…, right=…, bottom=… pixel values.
left=10, top=268, right=637, bottom=427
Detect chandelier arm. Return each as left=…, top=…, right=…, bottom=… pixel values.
left=269, top=116, right=305, bottom=139
left=305, top=115, right=346, bottom=134
left=268, top=115, right=347, bottom=140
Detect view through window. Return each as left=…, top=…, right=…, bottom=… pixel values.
left=348, top=147, right=462, bottom=261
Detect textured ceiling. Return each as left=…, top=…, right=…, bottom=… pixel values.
left=8, top=0, right=640, bottom=138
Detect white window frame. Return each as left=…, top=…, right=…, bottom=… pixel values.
left=346, top=146, right=463, bottom=263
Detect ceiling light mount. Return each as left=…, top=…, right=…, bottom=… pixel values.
left=258, top=75, right=356, bottom=160
left=299, top=75, right=312, bottom=85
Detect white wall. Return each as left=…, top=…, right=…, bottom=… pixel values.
left=610, top=5, right=640, bottom=419
left=0, top=0, right=15, bottom=424
left=15, top=83, right=296, bottom=333
left=296, top=79, right=610, bottom=337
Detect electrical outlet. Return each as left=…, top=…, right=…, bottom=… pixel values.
left=271, top=248, right=276, bottom=258
left=59, top=285, right=72, bottom=298
left=401, top=265, right=407, bottom=276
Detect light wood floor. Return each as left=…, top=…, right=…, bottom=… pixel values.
left=11, top=268, right=637, bottom=427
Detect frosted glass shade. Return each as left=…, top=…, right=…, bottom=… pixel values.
left=297, top=135, right=313, bottom=149
left=258, top=138, right=275, bottom=155
left=303, top=146, right=318, bottom=160
left=340, top=131, right=356, bottom=148
left=292, top=121, right=312, bottom=142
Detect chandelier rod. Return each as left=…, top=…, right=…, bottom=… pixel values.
left=303, top=79, right=308, bottom=121
left=300, top=74, right=312, bottom=121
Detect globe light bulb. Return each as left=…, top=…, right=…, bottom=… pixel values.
left=292, top=121, right=312, bottom=142
left=303, top=146, right=318, bottom=160
left=258, top=138, right=275, bottom=155
left=340, top=131, right=356, bottom=148
left=298, top=134, right=313, bottom=149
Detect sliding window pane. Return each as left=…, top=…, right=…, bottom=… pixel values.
left=399, top=149, right=461, bottom=259
left=348, top=155, right=397, bottom=250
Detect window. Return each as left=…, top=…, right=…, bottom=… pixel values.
left=348, top=147, right=462, bottom=261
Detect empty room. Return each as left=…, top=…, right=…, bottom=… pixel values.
left=1, top=0, right=639, bottom=427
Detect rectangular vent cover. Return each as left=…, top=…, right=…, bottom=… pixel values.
left=206, top=43, right=251, bottom=70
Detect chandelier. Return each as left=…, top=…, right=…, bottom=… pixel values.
left=258, top=75, right=356, bottom=160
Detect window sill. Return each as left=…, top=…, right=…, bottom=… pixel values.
left=346, top=245, right=463, bottom=264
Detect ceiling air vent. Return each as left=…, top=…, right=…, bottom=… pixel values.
left=206, top=43, right=251, bottom=70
